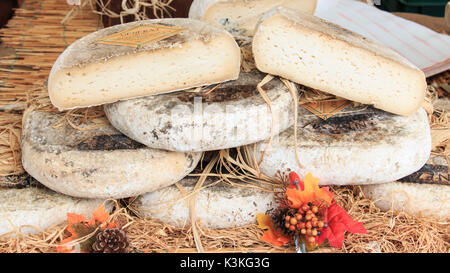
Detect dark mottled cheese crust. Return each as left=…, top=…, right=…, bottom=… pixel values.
left=21, top=110, right=201, bottom=199
left=104, top=70, right=298, bottom=152
left=253, top=101, right=431, bottom=185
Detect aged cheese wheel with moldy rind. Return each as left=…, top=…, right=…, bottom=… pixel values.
left=0, top=187, right=106, bottom=236
left=361, top=154, right=449, bottom=219
left=189, top=0, right=317, bottom=36
left=21, top=110, right=202, bottom=199
left=48, top=18, right=240, bottom=110
left=104, top=71, right=298, bottom=152
left=361, top=182, right=449, bottom=219
left=135, top=177, right=277, bottom=228
left=251, top=104, right=431, bottom=186
left=252, top=6, right=426, bottom=116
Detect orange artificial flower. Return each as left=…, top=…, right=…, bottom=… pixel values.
left=286, top=172, right=332, bottom=208
left=256, top=171, right=366, bottom=251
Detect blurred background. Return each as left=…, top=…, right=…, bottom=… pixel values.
left=0, top=0, right=449, bottom=28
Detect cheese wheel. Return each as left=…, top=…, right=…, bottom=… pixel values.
left=135, top=177, right=276, bottom=228
left=361, top=154, right=449, bottom=219
left=361, top=182, right=449, bottom=219
left=48, top=18, right=240, bottom=110
left=104, top=71, right=298, bottom=152
left=189, top=0, right=317, bottom=36
left=21, top=110, right=202, bottom=199
left=252, top=6, right=426, bottom=116
left=0, top=187, right=106, bottom=236
left=251, top=105, right=431, bottom=185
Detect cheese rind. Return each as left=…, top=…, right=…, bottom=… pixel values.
left=48, top=18, right=240, bottom=110
left=135, top=177, right=277, bottom=228
left=189, top=0, right=317, bottom=36
left=0, top=187, right=106, bottom=236
left=252, top=106, right=431, bottom=185
left=361, top=154, right=449, bottom=219
left=252, top=7, right=426, bottom=116
left=21, top=110, right=201, bottom=199
left=361, top=182, right=450, bottom=219
left=104, top=71, right=298, bottom=152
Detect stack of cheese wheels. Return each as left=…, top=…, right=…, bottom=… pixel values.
left=358, top=92, right=449, bottom=219
left=18, top=1, right=438, bottom=233
left=21, top=110, right=202, bottom=199
left=21, top=18, right=244, bottom=201
left=189, top=0, right=317, bottom=37
left=247, top=6, right=431, bottom=187
left=134, top=177, right=277, bottom=229
left=360, top=128, right=449, bottom=218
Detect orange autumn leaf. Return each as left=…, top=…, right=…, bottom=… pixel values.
left=57, top=203, right=114, bottom=253
left=257, top=213, right=291, bottom=247
left=261, top=228, right=291, bottom=247
left=286, top=172, right=332, bottom=207
left=56, top=238, right=77, bottom=253
left=105, top=222, right=119, bottom=229
left=88, top=203, right=109, bottom=226
left=66, top=213, right=88, bottom=235
left=256, top=213, right=272, bottom=230
left=67, top=213, right=87, bottom=224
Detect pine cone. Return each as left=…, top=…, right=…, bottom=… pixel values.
left=271, top=206, right=299, bottom=236
left=91, top=228, right=129, bottom=253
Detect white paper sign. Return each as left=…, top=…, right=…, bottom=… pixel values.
left=315, top=0, right=450, bottom=77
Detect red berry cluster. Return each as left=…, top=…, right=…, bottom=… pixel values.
left=283, top=202, right=328, bottom=245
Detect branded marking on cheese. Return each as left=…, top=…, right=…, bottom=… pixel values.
left=95, top=24, right=186, bottom=48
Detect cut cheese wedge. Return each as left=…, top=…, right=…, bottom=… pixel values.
left=135, top=177, right=276, bottom=229
left=104, top=70, right=298, bottom=152
left=21, top=110, right=201, bottom=199
left=48, top=18, right=240, bottom=110
left=251, top=103, right=431, bottom=185
left=252, top=6, right=426, bottom=116
left=189, top=0, right=317, bottom=36
left=0, top=187, right=107, bottom=236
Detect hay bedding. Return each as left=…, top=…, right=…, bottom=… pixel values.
left=0, top=0, right=448, bottom=253
left=0, top=183, right=448, bottom=253
left=0, top=0, right=100, bottom=108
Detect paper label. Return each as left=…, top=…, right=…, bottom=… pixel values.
left=300, top=99, right=352, bottom=120
left=95, top=24, right=186, bottom=48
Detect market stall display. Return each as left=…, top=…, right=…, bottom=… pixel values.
left=0, top=0, right=448, bottom=253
